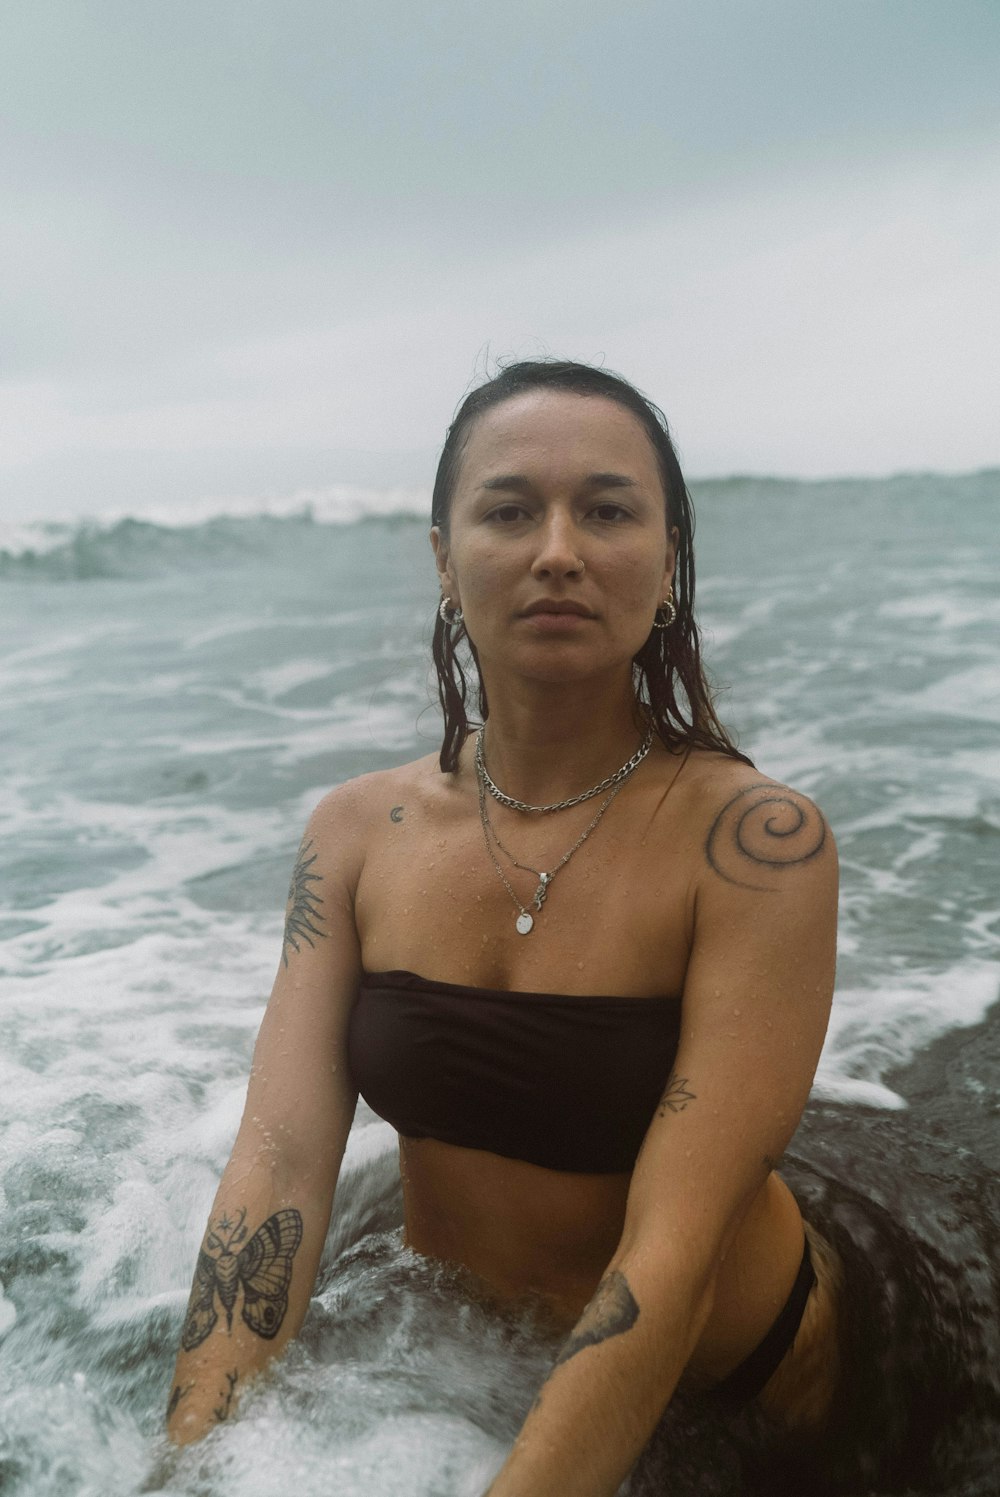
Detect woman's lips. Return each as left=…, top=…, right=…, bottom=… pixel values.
left=521, top=600, right=594, bottom=618
left=520, top=606, right=594, bottom=631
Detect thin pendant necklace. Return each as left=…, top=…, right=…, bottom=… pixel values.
left=476, top=773, right=624, bottom=935
left=475, top=724, right=654, bottom=814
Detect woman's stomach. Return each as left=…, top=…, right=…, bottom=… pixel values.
left=397, top=1134, right=810, bottom=1385
left=398, top=1135, right=632, bottom=1323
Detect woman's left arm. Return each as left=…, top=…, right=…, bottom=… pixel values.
left=484, top=780, right=838, bottom=1497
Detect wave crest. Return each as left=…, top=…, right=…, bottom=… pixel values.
left=0, top=487, right=429, bottom=581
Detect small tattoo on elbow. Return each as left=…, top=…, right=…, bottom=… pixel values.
left=657, top=1071, right=696, bottom=1116
left=553, top=1269, right=639, bottom=1369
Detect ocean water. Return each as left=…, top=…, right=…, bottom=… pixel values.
left=1, top=472, right=998, bottom=1496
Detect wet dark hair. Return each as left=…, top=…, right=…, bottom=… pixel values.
left=431, top=358, right=751, bottom=772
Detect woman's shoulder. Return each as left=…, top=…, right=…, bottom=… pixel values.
left=301, top=752, right=453, bottom=848
left=671, top=745, right=825, bottom=813
left=670, top=747, right=836, bottom=895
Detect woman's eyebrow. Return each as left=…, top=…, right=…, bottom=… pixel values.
left=479, top=472, right=640, bottom=493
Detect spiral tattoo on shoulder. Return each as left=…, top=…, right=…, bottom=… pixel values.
left=705, top=783, right=827, bottom=892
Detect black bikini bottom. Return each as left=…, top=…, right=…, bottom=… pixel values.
left=708, top=1233, right=816, bottom=1409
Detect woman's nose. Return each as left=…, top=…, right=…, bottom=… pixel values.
left=530, top=514, right=584, bottom=579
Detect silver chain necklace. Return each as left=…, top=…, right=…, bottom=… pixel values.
left=475, top=725, right=654, bottom=814
left=477, top=773, right=624, bottom=935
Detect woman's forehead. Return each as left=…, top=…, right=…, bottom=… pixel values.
left=458, top=389, right=662, bottom=487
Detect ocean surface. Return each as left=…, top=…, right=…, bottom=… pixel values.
left=1, top=472, right=998, bottom=1496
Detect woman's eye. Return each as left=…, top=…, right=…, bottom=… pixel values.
left=592, top=503, right=629, bottom=522
left=489, top=504, right=528, bottom=524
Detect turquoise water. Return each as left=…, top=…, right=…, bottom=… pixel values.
left=1, top=474, right=998, bottom=1495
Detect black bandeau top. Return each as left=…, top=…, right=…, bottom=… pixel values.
left=347, top=969, right=682, bottom=1174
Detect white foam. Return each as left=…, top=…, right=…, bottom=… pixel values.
left=0, top=788, right=286, bottom=976
left=817, top=959, right=999, bottom=1108
left=252, top=659, right=337, bottom=699
left=878, top=594, right=1000, bottom=630
left=897, top=663, right=1000, bottom=724
left=174, top=1406, right=506, bottom=1497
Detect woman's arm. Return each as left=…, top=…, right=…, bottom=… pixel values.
left=484, top=777, right=838, bottom=1497
left=166, top=784, right=367, bottom=1445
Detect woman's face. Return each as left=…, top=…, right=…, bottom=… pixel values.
left=431, top=390, right=678, bottom=688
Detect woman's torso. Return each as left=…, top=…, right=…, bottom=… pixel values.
left=349, top=743, right=815, bottom=1389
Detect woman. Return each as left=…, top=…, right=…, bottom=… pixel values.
left=166, top=360, right=842, bottom=1494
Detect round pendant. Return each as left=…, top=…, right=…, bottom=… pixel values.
left=515, top=911, right=534, bottom=935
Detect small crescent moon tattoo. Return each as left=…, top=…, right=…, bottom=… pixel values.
left=390, top=805, right=404, bottom=823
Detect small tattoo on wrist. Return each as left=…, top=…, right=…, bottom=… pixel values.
left=213, top=1369, right=239, bottom=1423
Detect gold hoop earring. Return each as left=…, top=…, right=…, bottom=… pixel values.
left=652, top=589, right=676, bottom=630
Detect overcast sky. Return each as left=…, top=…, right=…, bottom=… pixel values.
left=2, top=0, right=999, bottom=519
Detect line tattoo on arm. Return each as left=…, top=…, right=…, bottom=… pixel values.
left=705, top=784, right=827, bottom=892
left=213, top=1369, right=239, bottom=1423
left=166, top=1382, right=192, bottom=1419
left=552, top=1269, right=640, bottom=1370
left=181, top=1207, right=304, bottom=1352
left=657, top=1071, right=696, bottom=1116
left=282, top=837, right=326, bottom=966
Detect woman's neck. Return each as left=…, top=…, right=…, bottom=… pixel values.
left=468, top=674, right=648, bottom=808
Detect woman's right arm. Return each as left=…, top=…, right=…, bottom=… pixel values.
left=166, top=784, right=367, bottom=1445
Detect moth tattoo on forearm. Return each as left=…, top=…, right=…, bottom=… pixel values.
left=181, top=1207, right=303, bottom=1352
left=282, top=837, right=326, bottom=967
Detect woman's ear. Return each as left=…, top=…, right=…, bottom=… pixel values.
left=430, top=527, right=455, bottom=599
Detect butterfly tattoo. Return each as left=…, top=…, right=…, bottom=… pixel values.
left=181, top=1207, right=303, bottom=1352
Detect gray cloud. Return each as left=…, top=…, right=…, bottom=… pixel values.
left=2, top=0, right=999, bottom=515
